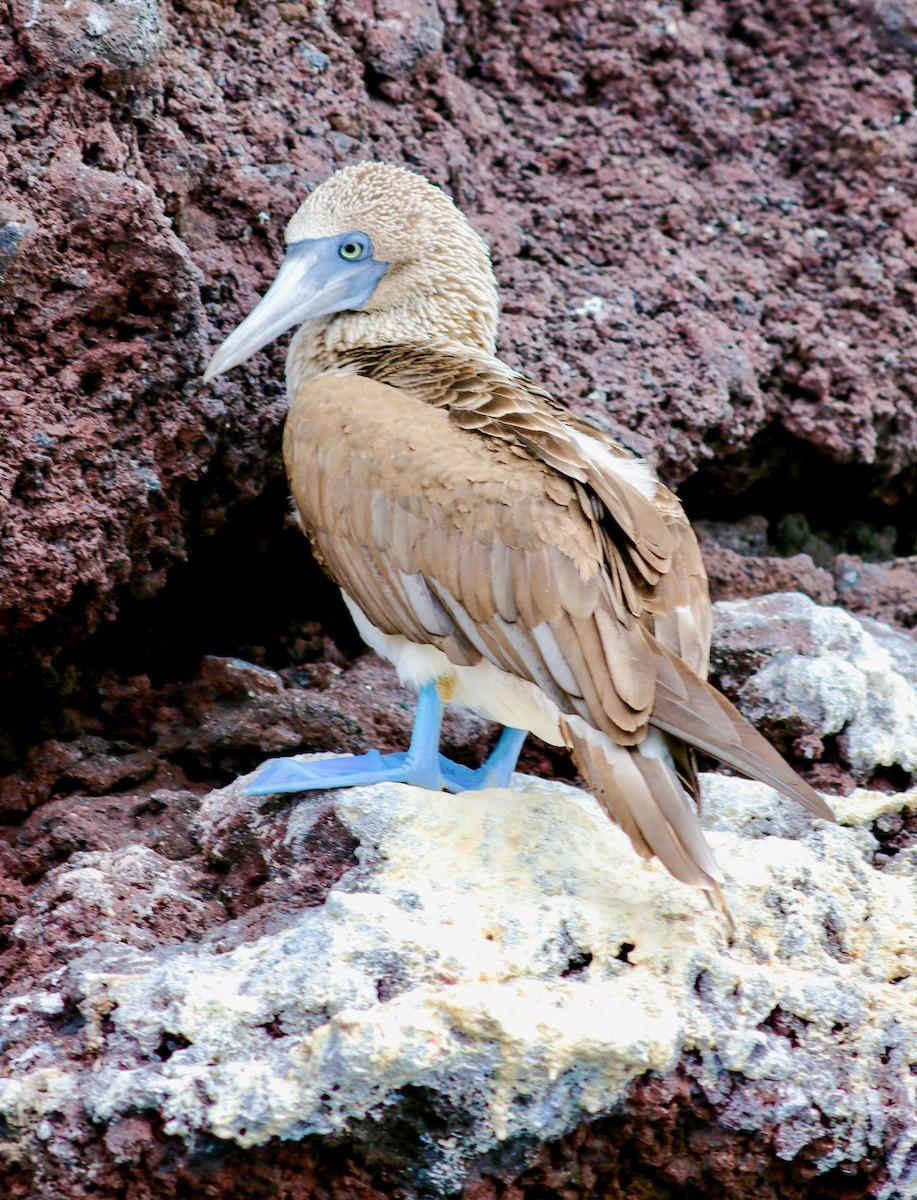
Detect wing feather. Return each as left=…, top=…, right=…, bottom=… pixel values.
left=490, top=541, right=518, bottom=622
left=531, top=622, right=584, bottom=698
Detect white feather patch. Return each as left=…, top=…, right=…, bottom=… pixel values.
left=568, top=428, right=657, bottom=501
left=636, top=726, right=677, bottom=769
left=343, top=593, right=450, bottom=688
left=452, top=662, right=562, bottom=745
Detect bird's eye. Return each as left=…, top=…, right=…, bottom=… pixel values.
left=339, top=235, right=369, bottom=261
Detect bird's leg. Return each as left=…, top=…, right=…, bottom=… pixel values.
left=396, top=678, right=451, bottom=788
left=437, top=727, right=528, bottom=793
left=245, top=681, right=449, bottom=796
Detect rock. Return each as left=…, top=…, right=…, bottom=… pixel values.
left=0, top=769, right=913, bottom=1195
left=0, top=147, right=216, bottom=656
left=6, top=0, right=917, bottom=1186
left=0, top=215, right=34, bottom=298
left=358, top=0, right=447, bottom=81
left=833, top=554, right=917, bottom=629
left=712, top=592, right=917, bottom=775
left=181, top=652, right=495, bottom=780
left=9, top=0, right=168, bottom=78
left=695, top=524, right=917, bottom=631
left=865, top=0, right=917, bottom=53
left=701, top=543, right=837, bottom=606
left=0, top=650, right=510, bottom=825
left=693, top=521, right=917, bottom=631
left=856, top=613, right=917, bottom=689
left=4, top=0, right=917, bottom=694
left=695, top=515, right=772, bottom=558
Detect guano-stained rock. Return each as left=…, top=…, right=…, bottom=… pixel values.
left=0, top=769, right=914, bottom=1195
left=713, top=592, right=917, bottom=775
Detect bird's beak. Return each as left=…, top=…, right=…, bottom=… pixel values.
left=203, top=237, right=388, bottom=382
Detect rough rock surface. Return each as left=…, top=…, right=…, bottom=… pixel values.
left=696, top=518, right=917, bottom=621
left=712, top=592, right=917, bottom=779
left=1, top=768, right=913, bottom=1199
left=5, top=598, right=917, bottom=1195
left=4, top=0, right=917, bottom=701
left=5, top=0, right=917, bottom=1193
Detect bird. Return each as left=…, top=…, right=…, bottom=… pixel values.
left=204, top=161, right=834, bottom=916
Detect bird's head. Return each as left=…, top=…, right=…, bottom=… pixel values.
left=203, top=162, right=499, bottom=383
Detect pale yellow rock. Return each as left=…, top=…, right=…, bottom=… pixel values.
left=1, top=770, right=916, bottom=1194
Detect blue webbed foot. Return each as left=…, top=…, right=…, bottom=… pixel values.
left=245, top=680, right=450, bottom=796
left=437, top=727, right=528, bottom=793
left=244, top=749, right=414, bottom=796
left=243, top=681, right=528, bottom=798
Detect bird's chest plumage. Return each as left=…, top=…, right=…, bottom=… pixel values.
left=282, top=370, right=584, bottom=560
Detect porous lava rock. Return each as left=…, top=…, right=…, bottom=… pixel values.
left=3, top=0, right=917, bottom=693
left=2, top=600, right=917, bottom=1197
left=1, top=767, right=913, bottom=1200
left=711, top=592, right=917, bottom=781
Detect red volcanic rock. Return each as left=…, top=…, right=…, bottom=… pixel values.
left=833, top=554, right=917, bottom=628
left=701, top=543, right=837, bottom=607
left=10, top=0, right=167, bottom=78
left=0, top=761, right=907, bottom=1198
left=695, top=520, right=917, bottom=628
left=3, top=0, right=917, bottom=676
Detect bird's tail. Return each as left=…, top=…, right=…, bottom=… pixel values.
left=562, top=715, right=733, bottom=924
left=648, top=641, right=834, bottom=821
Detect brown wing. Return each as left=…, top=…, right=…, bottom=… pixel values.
left=333, top=343, right=711, bottom=678
left=285, top=372, right=658, bottom=743
left=284, top=366, right=833, bottom=897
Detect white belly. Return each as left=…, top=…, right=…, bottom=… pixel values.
left=341, top=592, right=564, bottom=745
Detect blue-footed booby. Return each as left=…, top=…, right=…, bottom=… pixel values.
left=204, top=162, right=833, bottom=913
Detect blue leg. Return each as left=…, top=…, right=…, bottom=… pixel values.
left=246, top=681, right=448, bottom=796
left=438, top=727, right=528, bottom=793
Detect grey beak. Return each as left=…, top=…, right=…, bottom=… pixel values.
left=204, top=238, right=388, bottom=381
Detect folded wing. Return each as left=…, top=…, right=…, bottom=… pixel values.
left=284, top=364, right=833, bottom=893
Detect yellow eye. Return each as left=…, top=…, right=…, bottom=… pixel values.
left=339, top=239, right=364, bottom=260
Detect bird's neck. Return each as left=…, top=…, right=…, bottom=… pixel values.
left=285, top=299, right=498, bottom=394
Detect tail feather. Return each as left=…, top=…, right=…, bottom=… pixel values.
left=564, top=717, right=654, bottom=862
left=649, top=642, right=835, bottom=822
left=550, top=630, right=831, bottom=932
left=634, top=748, right=724, bottom=884
left=563, top=716, right=724, bottom=893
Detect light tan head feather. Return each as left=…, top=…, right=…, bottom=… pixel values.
left=285, top=163, right=499, bottom=381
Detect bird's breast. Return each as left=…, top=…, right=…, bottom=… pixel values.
left=282, top=371, right=588, bottom=549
